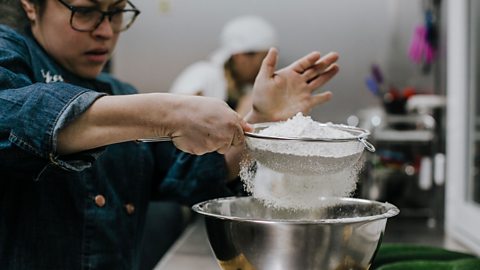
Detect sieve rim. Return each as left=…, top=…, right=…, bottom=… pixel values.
left=245, top=122, right=371, bottom=142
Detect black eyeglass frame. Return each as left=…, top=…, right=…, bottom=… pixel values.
left=56, top=0, right=141, bottom=32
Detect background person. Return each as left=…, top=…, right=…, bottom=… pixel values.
left=170, top=15, right=278, bottom=117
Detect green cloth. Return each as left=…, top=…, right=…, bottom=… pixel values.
left=376, top=258, right=480, bottom=270
left=372, top=243, right=480, bottom=270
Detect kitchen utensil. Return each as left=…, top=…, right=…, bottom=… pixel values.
left=244, top=122, right=375, bottom=175
left=192, top=196, right=399, bottom=270
left=137, top=137, right=171, bottom=142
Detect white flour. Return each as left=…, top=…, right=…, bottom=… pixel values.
left=259, top=113, right=352, bottom=139
left=249, top=113, right=362, bottom=158
left=240, top=113, right=367, bottom=210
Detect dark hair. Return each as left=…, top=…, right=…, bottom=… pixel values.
left=0, top=0, right=45, bottom=32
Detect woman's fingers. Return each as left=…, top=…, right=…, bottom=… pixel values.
left=240, top=119, right=253, bottom=133
left=302, top=69, right=319, bottom=82
left=302, top=52, right=339, bottom=80
left=290, top=51, right=321, bottom=73
left=307, top=64, right=340, bottom=90
left=257, top=48, right=278, bottom=79
left=310, top=91, right=333, bottom=107
left=314, top=52, right=339, bottom=71
left=291, top=51, right=339, bottom=75
left=218, top=120, right=248, bottom=154
left=231, top=122, right=246, bottom=146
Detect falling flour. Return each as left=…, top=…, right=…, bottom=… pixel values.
left=240, top=113, right=366, bottom=210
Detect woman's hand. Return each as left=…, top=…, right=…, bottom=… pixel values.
left=247, top=48, right=339, bottom=123
left=167, top=95, right=252, bottom=155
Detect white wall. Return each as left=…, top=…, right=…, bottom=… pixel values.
left=113, top=0, right=425, bottom=123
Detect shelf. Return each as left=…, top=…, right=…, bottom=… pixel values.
left=373, top=129, right=434, bottom=143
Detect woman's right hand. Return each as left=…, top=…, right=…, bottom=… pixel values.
left=165, top=95, right=252, bottom=155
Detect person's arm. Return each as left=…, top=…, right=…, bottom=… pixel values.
left=224, top=48, right=340, bottom=179
left=57, top=93, right=250, bottom=155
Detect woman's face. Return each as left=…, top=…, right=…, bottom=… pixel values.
left=25, top=0, right=126, bottom=79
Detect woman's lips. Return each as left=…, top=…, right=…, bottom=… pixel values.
left=85, top=49, right=109, bottom=63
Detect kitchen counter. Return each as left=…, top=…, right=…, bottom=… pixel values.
left=154, top=216, right=218, bottom=270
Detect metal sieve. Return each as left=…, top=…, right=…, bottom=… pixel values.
left=244, top=122, right=375, bottom=175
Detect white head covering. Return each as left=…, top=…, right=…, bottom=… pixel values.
left=210, top=15, right=278, bottom=65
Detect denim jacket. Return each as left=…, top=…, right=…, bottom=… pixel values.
left=0, top=25, right=231, bottom=270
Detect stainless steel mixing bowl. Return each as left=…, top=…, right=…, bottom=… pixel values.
left=192, top=196, right=399, bottom=270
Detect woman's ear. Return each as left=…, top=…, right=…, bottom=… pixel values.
left=20, top=0, right=37, bottom=22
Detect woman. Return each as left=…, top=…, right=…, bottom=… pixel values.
left=0, top=0, right=339, bottom=269
left=170, top=15, right=278, bottom=117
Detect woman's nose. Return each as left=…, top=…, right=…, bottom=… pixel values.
left=92, top=16, right=115, bottom=38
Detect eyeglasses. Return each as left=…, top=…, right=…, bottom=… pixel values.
left=57, top=0, right=140, bottom=33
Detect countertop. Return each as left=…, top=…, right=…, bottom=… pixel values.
left=153, top=217, right=218, bottom=270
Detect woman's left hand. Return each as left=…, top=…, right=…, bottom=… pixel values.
left=247, top=48, right=339, bottom=123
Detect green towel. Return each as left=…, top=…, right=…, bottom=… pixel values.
left=376, top=258, right=480, bottom=270
left=372, top=243, right=479, bottom=270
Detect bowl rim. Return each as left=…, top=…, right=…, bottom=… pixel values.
left=192, top=196, right=400, bottom=225
left=244, top=122, right=371, bottom=142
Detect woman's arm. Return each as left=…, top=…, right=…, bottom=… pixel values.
left=57, top=93, right=251, bottom=155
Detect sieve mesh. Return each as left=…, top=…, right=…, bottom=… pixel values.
left=244, top=123, right=375, bottom=176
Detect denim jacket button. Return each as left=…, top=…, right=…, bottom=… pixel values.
left=125, top=203, right=135, bottom=215
left=94, top=195, right=106, bottom=207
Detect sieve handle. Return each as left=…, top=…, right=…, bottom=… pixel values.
left=359, top=137, right=376, bottom=152
left=136, top=137, right=171, bottom=142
